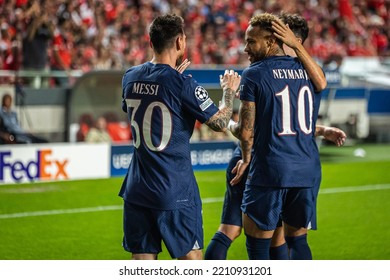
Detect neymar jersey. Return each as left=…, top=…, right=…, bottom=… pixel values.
left=240, top=56, right=322, bottom=188
left=119, top=62, right=218, bottom=210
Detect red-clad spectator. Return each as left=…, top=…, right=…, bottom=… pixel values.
left=368, top=0, right=387, bottom=12
left=104, top=0, right=117, bottom=24
left=3, top=40, right=20, bottom=71
left=0, top=23, right=20, bottom=83
left=338, top=0, right=354, bottom=22
left=369, top=26, right=389, bottom=55
left=15, top=0, right=28, bottom=8
left=50, top=18, right=73, bottom=86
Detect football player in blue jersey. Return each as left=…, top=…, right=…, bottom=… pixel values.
left=226, top=13, right=331, bottom=260
left=119, top=14, right=241, bottom=260
left=205, top=13, right=346, bottom=260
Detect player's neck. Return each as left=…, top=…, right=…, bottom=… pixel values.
left=267, top=47, right=284, bottom=57
left=150, top=52, right=176, bottom=69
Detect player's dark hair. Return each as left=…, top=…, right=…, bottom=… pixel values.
left=149, top=14, right=184, bottom=54
left=278, top=12, right=309, bottom=43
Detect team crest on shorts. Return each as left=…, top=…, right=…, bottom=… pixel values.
left=195, top=86, right=209, bottom=101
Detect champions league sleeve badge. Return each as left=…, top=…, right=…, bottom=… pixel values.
left=195, top=86, right=209, bottom=101
left=195, top=86, right=213, bottom=111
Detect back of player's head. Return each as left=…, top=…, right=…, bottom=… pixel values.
left=278, top=12, right=309, bottom=43
left=149, top=14, right=184, bottom=54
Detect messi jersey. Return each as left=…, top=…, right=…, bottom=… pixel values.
left=119, top=62, right=218, bottom=210
left=240, top=56, right=322, bottom=188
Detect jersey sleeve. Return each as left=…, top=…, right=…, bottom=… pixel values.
left=239, top=68, right=257, bottom=102
left=181, top=77, right=219, bottom=123
left=121, top=73, right=129, bottom=113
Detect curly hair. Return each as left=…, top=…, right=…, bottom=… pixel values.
left=249, top=13, right=277, bottom=34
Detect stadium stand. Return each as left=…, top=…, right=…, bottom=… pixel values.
left=0, top=0, right=389, bottom=77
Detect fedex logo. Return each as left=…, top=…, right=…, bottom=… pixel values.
left=0, top=149, right=69, bottom=182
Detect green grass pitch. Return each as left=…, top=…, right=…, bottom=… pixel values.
left=0, top=143, right=389, bottom=260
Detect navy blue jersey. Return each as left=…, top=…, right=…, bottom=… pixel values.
left=119, top=62, right=219, bottom=209
left=240, top=56, right=321, bottom=188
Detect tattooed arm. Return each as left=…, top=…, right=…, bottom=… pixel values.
left=230, top=100, right=255, bottom=185
left=205, top=70, right=241, bottom=132
left=177, top=64, right=239, bottom=132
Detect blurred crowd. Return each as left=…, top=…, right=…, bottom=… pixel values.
left=0, top=0, right=389, bottom=81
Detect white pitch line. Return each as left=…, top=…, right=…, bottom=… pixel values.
left=319, top=184, right=390, bottom=194
left=0, top=184, right=389, bottom=219
left=0, top=205, right=122, bottom=219
left=202, top=197, right=224, bottom=203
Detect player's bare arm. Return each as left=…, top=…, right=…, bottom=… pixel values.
left=205, top=70, right=241, bottom=131
left=316, top=125, right=347, bottom=147
left=230, top=100, right=255, bottom=186
left=272, top=18, right=327, bottom=92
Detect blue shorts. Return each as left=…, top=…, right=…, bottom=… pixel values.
left=310, top=180, right=321, bottom=230
left=221, top=152, right=282, bottom=228
left=241, top=185, right=317, bottom=231
left=221, top=153, right=247, bottom=226
left=122, top=201, right=203, bottom=259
